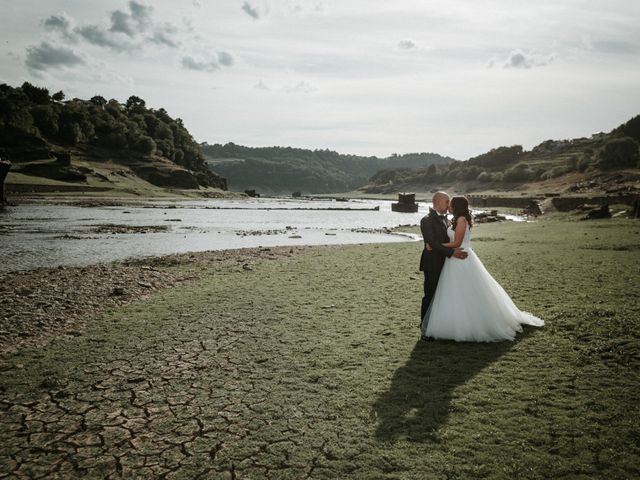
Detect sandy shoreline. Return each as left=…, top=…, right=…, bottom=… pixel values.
left=0, top=244, right=321, bottom=354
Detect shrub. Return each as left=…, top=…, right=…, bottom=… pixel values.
left=577, top=155, right=593, bottom=172
left=503, top=164, right=536, bottom=182
left=59, top=121, right=82, bottom=144
left=460, top=165, right=482, bottom=181
left=467, top=145, right=523, bottom=168
left=598, top=137, right=640, bottom=169
left=134, top=135, right=157, bottom=155
left=477, top=171, right=492, bottom=182
left=30, top=105, right=59, bottom=137
left=613, top=115, right=640, bottom=142
left=567, top=155, right=579, bottom=171
left=539, top=165, right=570, bottom=180
left=97, top=132, right=128, bottom=149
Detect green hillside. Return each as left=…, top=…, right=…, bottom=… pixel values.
left=0, top=82, right=227, bottom=195
left=201, top=143, right=455, bottom=194
left=363, top=116, right=640, bottom=196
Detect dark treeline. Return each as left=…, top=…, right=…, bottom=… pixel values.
left=0, top=82, right=218, bottom=182
left=201, top=142, right=455, bottom=193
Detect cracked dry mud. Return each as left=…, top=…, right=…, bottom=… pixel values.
left=1, top=218, right=639, bottom=479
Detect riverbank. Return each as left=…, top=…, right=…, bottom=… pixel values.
left=4, top=166, right=239, bottom=205
left=1, top=217, right=638, bottom=478
left=0, top=245, right=315, bottom=353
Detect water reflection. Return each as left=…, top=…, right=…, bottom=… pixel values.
left=0, top=198, right=523, bottom=272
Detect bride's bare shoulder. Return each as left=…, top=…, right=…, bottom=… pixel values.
left=455, top=216, right=468, bottom=229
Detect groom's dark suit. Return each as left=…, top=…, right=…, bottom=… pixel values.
left=419, top=208, right=454, bottom=325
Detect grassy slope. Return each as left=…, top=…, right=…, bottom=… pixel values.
left=5, top=158, right=231, bottom=199
left=1, top=218, right=639, bottom=478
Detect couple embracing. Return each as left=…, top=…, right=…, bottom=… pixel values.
left=419, top=192, right=544, bottom=342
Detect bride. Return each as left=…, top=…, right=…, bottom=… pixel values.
left=421, top=196, right=544, bottom=342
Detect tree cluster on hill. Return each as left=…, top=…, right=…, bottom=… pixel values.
left=0, top=82, right=224, bottom=188
left=365, top=116, right=640, bottom=190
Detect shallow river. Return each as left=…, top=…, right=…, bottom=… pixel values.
left=0, top=197, right=523, bottom=272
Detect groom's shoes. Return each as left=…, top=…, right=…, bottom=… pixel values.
left=421, top=334, right=435, bottom=342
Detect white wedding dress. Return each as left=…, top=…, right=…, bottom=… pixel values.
left=422, top=224, right=544, bottom=342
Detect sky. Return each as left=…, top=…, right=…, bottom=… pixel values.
left=1, top=0, right=640, bottom=160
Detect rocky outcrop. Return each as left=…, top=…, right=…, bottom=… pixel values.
left=195, top=169, right=227, bottom=190
left=551, top=195, right=638, bottom=212
left=468, top=195, right=543, bottom=209
left=474, top=211, right=509, bottom=223
left=131, top=165, right=227, bottom=190
left=16, top=161, right=87, bottom=182
left=582, top=205, right=612, bottom=220
left=391, top=193, right=419, bottom=213
left=133, top=165, right=200, bottom=189
left=523, top=200, right=543, bottom=216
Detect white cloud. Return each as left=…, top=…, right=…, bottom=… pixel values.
left=74, top=24, right=134, bottom=52
left=241, top=2, right=260, bottom=20
left=181, top=55, right=220, bottom=72
left=283, top=80, right=316, bottom=93
left=254, top=79, right=317, bottom=94
left=397, top=39, right=417, bottom=50
left=500, top=49, right=555, bottom=69
left=217, top=51, right=234, bottom=66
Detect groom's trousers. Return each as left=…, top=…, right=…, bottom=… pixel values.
left=421, top=270, right=441, bottom=327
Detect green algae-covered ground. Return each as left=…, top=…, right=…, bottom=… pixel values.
left=1, top=217, right=639, bottom=479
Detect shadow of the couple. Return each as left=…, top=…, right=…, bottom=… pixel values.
left=373, top=330, right=533, bottom=443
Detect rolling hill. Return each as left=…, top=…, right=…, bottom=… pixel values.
left=201, top=143, right=455, bottom=194
left=362, top=116, right=640, bottom=197
left=0, top=82, right=227, bottom=197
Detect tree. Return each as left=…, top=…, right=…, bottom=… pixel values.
left=0, top=88, right=35, bottom=133
left=21, top=82, right=50, bottom=105
left=98, top=132, right=128, bottom=149
left=461, top=165, right=482, bottom=181
left=31, top=105, right=59, bottom=137
left=125, top=95, right=146, bottom=114
left=477, top=171, right=491, bottom=182
left=467, top=145, right=523, bottom=168
left=59, top=121, right=82, bottom=144
left=598, top=137, right=640, bottom=169
left=503, top=163, right=536, bottom=182
left=613, top=115, right=640, bottom=143
left=427, top=163, right=437, bottom=176
left=155, top=122, right=173, bottom=141
left=52, top=90, right=65, bottom=102
left=134, top=135, right=156, bottom=155
left=90, top=95, right=107, bottom=107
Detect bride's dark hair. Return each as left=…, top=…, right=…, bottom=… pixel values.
left=451, top=196, right=473, bottom=229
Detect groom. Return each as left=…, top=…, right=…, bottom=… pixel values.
left=419, top=191, right=468, bottom=340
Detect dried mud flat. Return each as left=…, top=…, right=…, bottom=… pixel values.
left=0, top=245, right=314, bottom=355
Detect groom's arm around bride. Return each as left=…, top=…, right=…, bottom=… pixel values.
left=418, top=201, right=467, bottom=325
